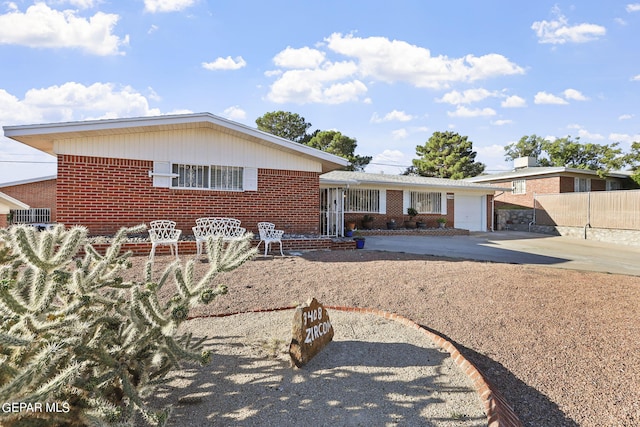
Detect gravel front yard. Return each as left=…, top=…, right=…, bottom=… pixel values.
left=134, top=250, right=640, bottom=427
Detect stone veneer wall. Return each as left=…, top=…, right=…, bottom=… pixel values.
left=496, top=209, right=534, bottom=231
left=530, top=224, right=640, bottom=247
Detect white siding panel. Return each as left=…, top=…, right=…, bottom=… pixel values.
left=55, top=128, right=322, bottom=172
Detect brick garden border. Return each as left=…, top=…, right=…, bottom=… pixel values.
left=189, top=306, right=522, bottom=427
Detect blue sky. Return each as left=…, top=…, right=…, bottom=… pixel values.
left=1, top=0, right=639, bottom=183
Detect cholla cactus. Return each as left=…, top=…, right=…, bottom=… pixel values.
left=0, top=224, right=257, bottom=426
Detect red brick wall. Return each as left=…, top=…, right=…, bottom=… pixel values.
left=494, top=177, right=562, bottom=208
left=344, top=190, right=458, bottom=229
left=57, top=155, right=320, bottom=236
left=0, top=178, right=57, bottom=221
left=0, top=214, right=7, bottom=228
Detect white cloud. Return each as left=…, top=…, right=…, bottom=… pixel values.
left=49, top=0, right=98, bottom=8
left=632, top=74, right=640, bottom=81
left=273, top=46, right=326, bottom=68
left=534, top=91, right=569, bottom=105
left=626, top=3, right=640, bottom=12
left=221, top=105, right=246, bottom=121
left=324, top=33, right=524, bottom=90
left=370, top=110, right=414, bottom=123
left=1, top=82, right=160, bottom=124
left=447, top=106, right=496, bottom=118
left=532, top=6, right=606, bottom=44
left=202, top=56, right=246, bottom=71
left=501, top=95, right=527, bottom=108
left=563, top=88, right=588, bottom=101
left=437, top=88, right=497, bottom=105
left=144, top=0, right=196, bottom=13
left=492, top=119, right=513, bottom=126
left=568, top=124, right=604, bottom=140
left=609, top=133, right=640, bottom=144
left=0, top=3, right=128, bottom=55
left=392, top=129, right=408, bottom=139
left=267, top=61, right=367, bottom=104
left=267, top=33, right=524, bottom=104
left=619, top=114, right=634, bottom=120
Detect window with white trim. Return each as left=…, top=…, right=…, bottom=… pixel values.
left=344, top=189, right=379, bottom=212
left=410, top=191, right=442, bottom=214
left=574, top=177, right=591, bottom=192
left=606, top=179, right=620, bottom=191
left=171, top=164, right=244, bottom=191
left=512, top=179, right=526, bottom=194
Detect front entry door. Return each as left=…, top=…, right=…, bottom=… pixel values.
left=320, top=188, right=344, bottom=237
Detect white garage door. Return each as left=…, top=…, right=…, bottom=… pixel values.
left=454, top=195, right=486, bottom=232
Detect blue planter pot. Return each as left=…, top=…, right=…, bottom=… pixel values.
left=345, top=230, right=354, bottom=237
left=354, top=238, right=365, bottom=249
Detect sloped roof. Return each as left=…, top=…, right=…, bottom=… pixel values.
left=466, top=167, right=630, bottom=182
left=0, top=191, right=29, bottom=213
left=0, top=175, right=57, bottom=187
left=321, top=171, right=509, bottom=192
left=3, top=113, right=349, bottom=173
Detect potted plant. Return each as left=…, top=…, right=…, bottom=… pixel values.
left=353, top=231, right=366, bottom=249
left=386, top=218, right=397, bottom=230
left=437, top=217, right=447, bottom=228
left=346, top=220, right=356, bottom=231
left=362, top=214, right=374, bottom=230
left=405, top=207, right=418, bottom=229
left=416, top=217, right=427, bottom=229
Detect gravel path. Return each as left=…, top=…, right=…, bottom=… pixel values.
left=149, top=310, right=486, bottom=427
left=132, top=250, right=640, bottom=427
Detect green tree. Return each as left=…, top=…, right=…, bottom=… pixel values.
left=410, top=131, right=485, bottom=179
left=623, top=141, right=640, bottom=185
left=255, top=111, right=312, bottom=143
left=504, top=134, right=546, bottom=161
left=539, top=136, right=624, bottom=175
left=306, top=130, right=372, bottom=171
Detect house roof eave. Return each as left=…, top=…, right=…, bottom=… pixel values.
left=3, top=113, right=350, bottom=172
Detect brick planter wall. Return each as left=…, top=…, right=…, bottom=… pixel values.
left=57, top=155, right=320, bottom=236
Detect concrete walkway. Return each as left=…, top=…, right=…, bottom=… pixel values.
left=363, top=231, right=640, bottom=276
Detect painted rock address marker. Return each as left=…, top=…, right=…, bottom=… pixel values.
left=289, top=298, right=334, bottom=368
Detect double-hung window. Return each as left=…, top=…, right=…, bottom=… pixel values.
left=170, top=163, right=246, bottom=191
left=574, top=178, right=591, bottom=192
left=344, top=189, right=379, bottom=212
left=410, top=191, right=442, bottom=214
left=512, top=179, right=526, bottom=194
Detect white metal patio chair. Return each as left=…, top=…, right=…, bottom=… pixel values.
left=257, top=222, right=284, bottom=256
left=148, top=220, right=181, bottom=260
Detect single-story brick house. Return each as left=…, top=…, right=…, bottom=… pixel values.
left=3, top=113, right=349, bottom=236
left=465, top=157, right=630, bottom=209
left=320, top=171, right=507, bottom=233
left=0, top=192, right=29, bottom=228
left=0, top=175, right=57, bottom=225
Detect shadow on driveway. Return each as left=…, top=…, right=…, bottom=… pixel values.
left=362, top=231, right=640, bottom=276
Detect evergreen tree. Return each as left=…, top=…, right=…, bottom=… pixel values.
left=410, top=131, right=485, bottom=179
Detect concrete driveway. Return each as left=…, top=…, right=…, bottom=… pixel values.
left=363, top=231, right=640, bottom=276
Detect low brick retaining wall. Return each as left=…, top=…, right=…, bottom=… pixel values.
left=190, top=306, right=522, bottom=427
left=88, top=237, right=356, bottom=256
left=356, top=228, right=469, bottom=237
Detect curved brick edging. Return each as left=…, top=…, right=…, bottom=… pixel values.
left=188, top=306, right=522, bottom=427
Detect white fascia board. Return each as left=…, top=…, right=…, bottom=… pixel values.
left=0, top=175, right=57, bottom=187
left=0, top=191, right=29, bottom=210
left=4, top=112, right=349, bottom=170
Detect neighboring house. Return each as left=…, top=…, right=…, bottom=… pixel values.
left=0, top=192, right=29, bottom=228
left=0, top=175, right=57, bottom=225
left=320, top=171, right=507, bottom=233
left=466, top=157, right=629, bottom=209
left=3, top=113, right=348, bottom=236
